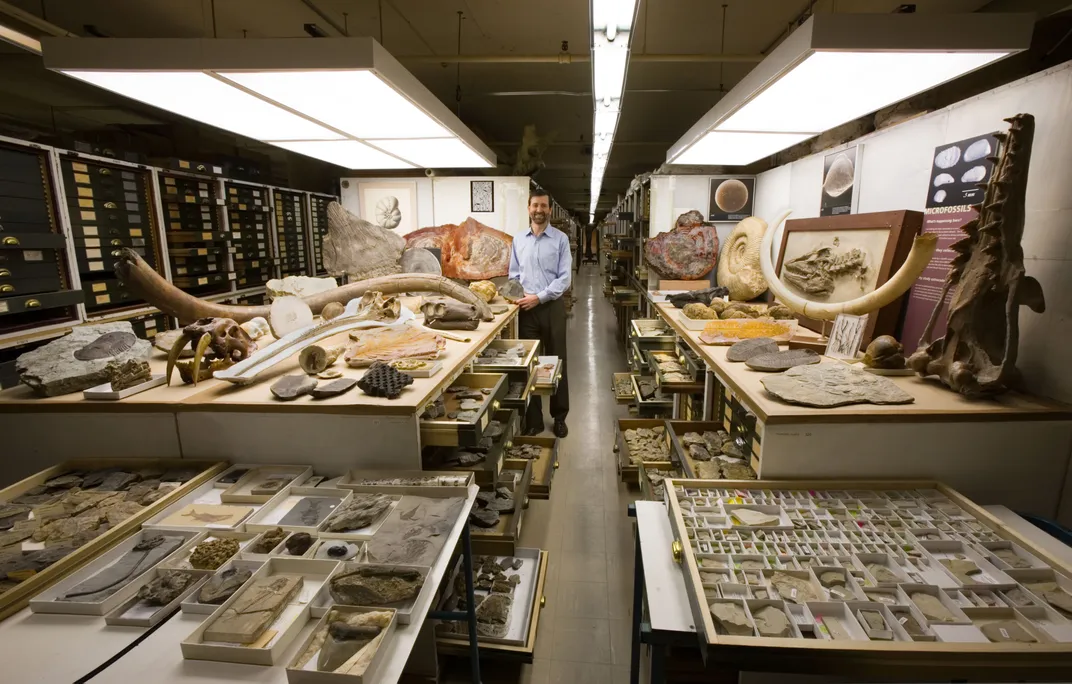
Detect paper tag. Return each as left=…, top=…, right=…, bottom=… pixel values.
left=825, top=313, right=868, bottom=360
left=790, top=588, right=798, bottom=599
left=899, top=616, right=908, bottom=625
left=24, top=250, right=43, bottom=261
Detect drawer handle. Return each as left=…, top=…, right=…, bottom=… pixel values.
left=98, top=167, right=111, bottom=176
left=2, top=237, right=19, bottom=246
left=492, top=400, right=500, bottom=411
left=109, top=228, right=120, bottom=235
left=540, top=596, right=546, bottom=608
left=0, top=268, right=9, bottom=277
left=554, top=461, right=560, bottom=469
left=103, top=201, right=117, bottom=209
left=25, top=298, right=40, bottom=308
left=111, top=239, right=123, bottom=246
left=504, top=440, right=512, bottom=450
left=671, top=540, right=683, bottom=564
left=0, top=284, right=12, bottom=293
left=196, top=164, right=207, bottom=172
left=111, top=250, right=123, bottom=257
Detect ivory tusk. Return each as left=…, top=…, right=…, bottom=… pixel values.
left=190, top=333, right=213, bottom=387
left=760, top=211, right=938, bottom=321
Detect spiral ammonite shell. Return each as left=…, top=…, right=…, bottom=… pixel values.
left=717, top=216, right=769, bottom=301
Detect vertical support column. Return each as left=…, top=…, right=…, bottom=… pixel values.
left=672, top=393, right=682, bottom=420
left=702, top=368, right=716, bottom=421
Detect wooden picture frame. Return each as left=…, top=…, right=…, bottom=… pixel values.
left=775, top=210, right=922, bottom=347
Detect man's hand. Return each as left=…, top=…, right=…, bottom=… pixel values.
left=517, top=294, right=541, bottom=310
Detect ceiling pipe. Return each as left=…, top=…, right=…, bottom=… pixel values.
left=0, top=0, right=77, bottom=37
left=397, top=53, right=762, bottom=64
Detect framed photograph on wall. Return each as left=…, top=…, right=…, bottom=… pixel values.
left=820, top=145, right=862, bottom=217
left=708, top=176, right=755, bottom=222
left=357, top=180, right=418, bottom=233
left=471, top=180, right=494, bottom=213
left=775, top=210, right=923, bottom=347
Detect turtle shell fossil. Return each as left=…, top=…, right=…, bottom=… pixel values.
left=74, top=332, right=138, bottom=360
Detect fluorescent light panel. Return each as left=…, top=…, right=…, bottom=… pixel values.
left=270, top=140, right=413, bottom=169
left=589, top=0, right=638, bottom=216
left=592, top=0, right=638, bottom=34
left=370, top=138, right=493, bottom=169
left=0, top=22, right=41, bottom=54
left=592, top=32, right=630, bottom=102
left=673, top=131, right=813, bottom=166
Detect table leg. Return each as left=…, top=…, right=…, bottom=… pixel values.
left=630, top=506, right=643, bottom=684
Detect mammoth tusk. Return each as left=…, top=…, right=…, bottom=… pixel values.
left=760, top=210, right=938, bottom=321
left=113, top=248, right=494, bottom=324
left=190, top=333, right=213, bottom=387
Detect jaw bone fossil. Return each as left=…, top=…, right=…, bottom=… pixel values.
left=166, top=317, right=256, bottom=386
left=113, top=248, right=493, bottom=324
left=907, top=114, right=1045, bottom=397
left=782, top=244, right=870, bottom=299
left=760, top=211, right=938, bottom=322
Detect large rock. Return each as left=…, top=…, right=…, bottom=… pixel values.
left=16, top=323, right=151, bottom=397
left=760, top=364, right=914, bottom=408
left=329, top=565, right=424, bottom=605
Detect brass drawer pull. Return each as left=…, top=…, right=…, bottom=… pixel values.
left=103, top=201, right=117, bottom=209
left=492, top=400, right=500, bottom=411
left=672, top=539, right=683, bottom=564
left=0, top=284, right=12, bottom=293
left=98, top=167, right=111, bottom=176
left=111, top=250, right=123, bottom=257
left=2, top=236, right=19, bottom=246
left=25, top=298, right=40, bottom=308
left=0, top=268, right=10, bottom=277
left=111, top=239, right=123, bottom=246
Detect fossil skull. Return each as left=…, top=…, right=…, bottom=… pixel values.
left=166, top=317, right=256, bottom=386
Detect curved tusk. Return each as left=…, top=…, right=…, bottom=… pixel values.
left=760, top=211, right=938, bottom=321
left=165, top=335, right=188, bottom=386
left=190, top=333, right=213, bottom=387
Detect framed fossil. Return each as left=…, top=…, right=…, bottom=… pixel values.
left=357, top=181, right=418, bottom=233
left=775, top=211, right=922, bottom=346
left=470, top=180, right=494, bottom=213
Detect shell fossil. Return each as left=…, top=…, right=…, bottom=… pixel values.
left=933, top=189, right=947, bottom=203
left=934, top=145, right=962, bottom=169
left=964, top=138, right=992, bottom=162
left=375, top=196, right=402, bottom=229
left=960, top=165, right=987, bottom=183
left=933, top=173, right=955, bottom=187
left=717, top=216, right=769, bottom=301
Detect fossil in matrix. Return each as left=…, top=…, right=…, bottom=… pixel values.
left=405, top=217, right=513, bottom=280
left=718, top=216, right=771, bottom=300
left=644, top=210, right=720, bottom=280
left=16, top=322, right=152, bottom=396
left=323, top=201, right=406, bottom=280
left=782, top=244, right=870, bottom=299
left=761, top=364, right=914, bottom=408
left=908, top=114, right=1046, bottom=397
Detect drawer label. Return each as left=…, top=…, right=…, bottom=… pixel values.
left=92, top=282, right=107, bottom=292
left=0, top=301, right=7, bottom=313
left=481, top=411, right=490, bottom=430
left=89, top=260, right=103, bottom=271
left=198, top=277, right=208, bottom=285
left=83, top=226, right=98, bottom=237
left=71, top=162, right=88, bottom=173
left=85, top=238, right=100, bottom=247
left=73, top=172, right=90, bottom=184
left=77, top=187, right=93, bottom=198
left=86, top=248, right=101, bottom=259
left=130, top=228, right=142, bottom=237
left=165, top=176, right=176, bottom=185
left=24, top=250, right=42, bottom=262
left=202, top=232, right=212, bottom=239
left=95, top=294, right=110, bottom=305
left=78, top=198, right=93, bottom=208
left=176, top=267, right=187, bottom=275
left=81, top=210, right=96, bottom=221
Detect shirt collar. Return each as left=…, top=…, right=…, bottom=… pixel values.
left=527, top=224, right=557, bottom=238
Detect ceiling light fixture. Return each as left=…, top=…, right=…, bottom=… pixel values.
left=0, top=22, right=41, bottom=54
left=666, top=13, right=1033, bottom=167
left=42, top=37, right=495, bottom=170
left=588, top=0, right=639, bottom=218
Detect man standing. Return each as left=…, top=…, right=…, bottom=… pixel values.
left=510, top=190, right=571, bottom=438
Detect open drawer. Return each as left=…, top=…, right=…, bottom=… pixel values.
left=647, top=349, right=703, bottom=395
left=436, top=547, right=549, bottom=661
left=423, top=408, right=519, bottom=486
left=470, top=460, right=532, bottom=557
left=500, top=369, right=535, bottom=412
left=612, top=372, right=635, bottom=404
left=629, top=340, right=647, bottom=372
left=676, top=337, right=705, bottom=380
left=616, top=418, right=674, bottom=485
left=532, top=355, right=562, bottom=396
left=630, top=317, right=674, bottom=348
left=504, top=435, right=559, bottom=499
left=639, top=461, right=681, bottom=502
left=420, top=372, right=508, bottom=447
left=472, top=338, right=539, bottom=376
left=630, top=374, right=672, bottom=417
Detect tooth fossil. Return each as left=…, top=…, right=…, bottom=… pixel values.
left=933, top=173, right=955, bottom=187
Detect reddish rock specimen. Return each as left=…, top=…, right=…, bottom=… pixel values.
left=644, top=210, right=720, bottom=280
left=406, top=218, right=513, bottom=280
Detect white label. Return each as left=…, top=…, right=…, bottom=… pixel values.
left=899, top=616, right=908, bottom=625
left=825, top=313, right=868, bottom=360
left=0, top=302, right=9, bottom=313
left=83, top=226, right=98, bottom=237
left=23, top=250, right=43, bottom=262
left=790, top=588, right=798, bottom=599
left=84, top=238, right=100, bottom=248
left=90, top=261, right=104, bottom=271
left=86, top=248, right=102, bottom=259
left=1000, top=628, right=1010, bottom=639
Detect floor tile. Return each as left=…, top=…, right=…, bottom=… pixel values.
left=549, top=660, right=613, bottom=684
left=556, top=580, right=610, bottom=619
left=550, top=617, right=613, bottom=664
left=560, top=550, right=608, bottom=583
left=609, top=618, right=633, bottom=666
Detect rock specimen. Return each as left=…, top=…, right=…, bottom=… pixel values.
left=400, top=247, right=442, bottom=276
left=726, top=338, right=779, bottom=363
left=499, top=279, right=525, bottom=303
left=16, top=322, right=152, bottom=396
left=281, top=532, right=313, bottom=556
left=730, top=508, right=780, bottom=526
left=366, top=496, right=465, bottom=566
left=981, top=620, right=1036, bottom=643
left=308, top=609, right=393, bottom=674
left=761, top=364, right=914, bottom=408
left=476, top=593, right=512, bottom=637
left=198, top=567, right=253, bottom=604
left=267, top=275, right=337, bottom=300
left=745, top=348, right=820, bottom=372
left=356, top=361, right=415, bottom=399
left=909, top=115, right=1045, bottom=397
left=718, top=216, right=771, bottom=301
left=279, top=497, right=343, bottom=528
left=330, top=565, right=425, bottom=605
left=623, top=426, right=669, bottom=464
left=866, top=563, right=899, bottom=584
left=862, top=335, right=906, bottom=369
left=909, top=592, right=956, bottom=623
left=203, top=574, right=303, bottom=643
left=683, top=303, right=718, bottom=320
left=61, top=534, right=184, bottom=602
left=346, top=328, right=445, bottom=367
left=477, top=488, right=515, bottom=513
left=271, top=374, right=317, bottom=400
left=405, top=217, right=513, bottom=280
left=189, top=538, right=240, bottom=570
left=307, top=377, right=357, bottom=399
left=668, top=286, right=729, bottom=309
left=991, top=547, right=1032, bottom=569
left=250, top=527, right=287, bottom=554
left=940, top=558, right=982, bottom=584
left=771, top=572, right=820, bottom=605
left=1023, top=581, right=1072, bottom=617
left=326, top=494, right=393, bottom=532
left=137, top=570, right=197, bottom=606
left=710, top=602, right=753, bottom=636
left=752, top=605, right=791, bottom=637
left=859, top=610, right=890, bottom=639
left=470, top=509, right=500, bottom=528
left=314, top=542, right=362, bottom=560
left=645, top=210, right=720, bottom=280
left=323, top=202, right=406, bottom=280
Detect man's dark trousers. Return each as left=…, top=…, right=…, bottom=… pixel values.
left=518, top=297, right=568, bottom=429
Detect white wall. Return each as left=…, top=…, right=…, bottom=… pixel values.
left=754, top=61, right=1072, bottom=407
left=648, top=174, right=752, bottom=247
left=339, top=175, right=531, bottom=238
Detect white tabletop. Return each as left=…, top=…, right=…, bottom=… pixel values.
left=634, top=500, right=696, bottom=635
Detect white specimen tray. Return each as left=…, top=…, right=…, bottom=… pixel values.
left=143, top=474, right=274, bottom=532
left=336, top=469, right=473, bottom=497
left=220, top=465, right=314, bottom=504
left=390, top=359, right=442, bottom=378
left=438, top=547, right=540, bottom=646
left=246, top=486, right=352, bottom=534
left=317, top=494, right=402, bottom=541
left=83, top=373, right=166, bottom=400
left=310, top=562, right=426, bottom=623
left=286, top=605, right=397, bottom=684
left=159, top=531, right=259, bottom=570
left=104, top=567, right=212, bottom=627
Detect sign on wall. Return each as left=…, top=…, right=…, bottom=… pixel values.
left=708, top=176, right=755, bottom=222
left=820, top=145, right=862, bottom=217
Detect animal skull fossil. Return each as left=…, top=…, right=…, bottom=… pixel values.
left=166, top=317, right=256, bottom=386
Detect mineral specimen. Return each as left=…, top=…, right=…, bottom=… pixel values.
left=330, top=565, right=424, bottom=605
left=405, top=217, right=513, bottom=280
left=356, top=361, right=414, bottom=399
left=499, top=279, right=525, bottom=303
left=198, top=567, right=252, bottom=604
left=17, top=323, right=152, bottom=397
left=189, top=538, right=240, bottom=570
left=761, top=364, right=914, bottom=408
left=137, top=570, right=197, bottom=606
left=271, top=374, right=318, bottom=400
left=285, top=532, right=315, bottom=556
left=710, top=602, right=753, bottom=636
left=203, top=574, right=303, bottom=643
left=745, top=348, right=820, bottom=372
left=862, top=335, right=906, bottom=369
left=726, top=338, right=779, bottom=362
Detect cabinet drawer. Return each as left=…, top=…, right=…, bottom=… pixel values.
left=76, top=245, right=146, bottom=275
left=172, top=272, right=233, bottom=289
left=0, top=233, right=66, bottom=250
left=166, top=231, right=230, bottom=244
left=420, top=372, right=508, bottom=447
left=0, top=196, right=52, bottom=225
left=82, top=278, right=139, bottom=310
left=470, top=460, right=531, bottom=557
left=69, top=222, right=149, bottom=240
left=0, top=179, right=46, bottom=200
left=170, top=260, right=223, bottom=277
left=0, top=275, right=65, bottom=297
left=0, top=288, right=82, bottom=316
left=0, top=146, right=45, bottom=182
left=128, top=312, right=170, bottom=341
left=0, top=258, right=62, bottom=281
left=502, top=435, right=557, bottom=500
left=472, top=338, right=539, bottom=376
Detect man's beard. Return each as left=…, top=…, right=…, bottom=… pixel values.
left=530, top=212, right=547, bottom=225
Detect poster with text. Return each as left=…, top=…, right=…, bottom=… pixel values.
left=901, top=131, right=999, bottom=354
left=820, top=145, right=861, bottom=217
left=708, top=176, right=755, bottom=222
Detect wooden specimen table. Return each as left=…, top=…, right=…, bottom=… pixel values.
left=0, top=306, right=518, bottom=482
left=653, top=301, right=1072, bottom=521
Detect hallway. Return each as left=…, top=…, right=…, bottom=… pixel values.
left=445, top=263, right=640, bottom=683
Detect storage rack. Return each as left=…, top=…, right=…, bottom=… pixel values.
left=158, top=170, right=233, bottom=296
left=224, top=180, right=273, bottom=291
left=274, top=188, right=306, bottom=278
left=307, top=191, right=334, bottom=276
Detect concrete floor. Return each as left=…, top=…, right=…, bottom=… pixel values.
left=442, top=263, right=641, bottom=683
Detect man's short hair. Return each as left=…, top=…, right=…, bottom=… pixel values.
left=528, top=190, right=550, bottom=204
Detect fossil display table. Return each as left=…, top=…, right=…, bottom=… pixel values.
left=0, top=307, right=519, bottom=483
left=653, top=302, right=1072, bottom=521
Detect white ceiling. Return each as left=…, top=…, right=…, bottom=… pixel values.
left=0, top=0, right=1041, bottom=217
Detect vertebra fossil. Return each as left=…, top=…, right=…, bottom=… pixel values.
left=908, top=114, right=1045, bottom=397
left=782, top=244, right=869, bottom=299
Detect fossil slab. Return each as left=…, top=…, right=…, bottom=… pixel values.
left=761, top=364, right=914, bottom=408
left=366, top=496, right=465, bottom=566
left=279, top=497, right=343, bottom=528
left=249, top=528, right=287, bottom=554
left=726, top=338, right=778, bottom=363
left=940, top=558, right=982, bottom=584
left=771, top=572, right=820, bottom=605
left=199, top=567, right=252, bottom=604
left=866, top=563, right=899, bottom=584
left=752, top=605, right=791, bottom=637
left=16, top=322, right=152, bottom=397
left=271, top=374, right=318, bottom=401
left=137, top=569, right=197, bottom=606
left=323, top=202, right=406, bottom=280
left=189, top=538, right=240, bottom=570
left=267, top=275, right=338, bottom=300
left=710, top=602, right=753, bottom=636
left=203, top=574, right=303, bottom=643
left=325, top=494, right=393, bottom=533
left=330, top=565, right=425, bottom=605
left=645, top=210, right=719, bottom=280
left=311, top=377, right=359, bottom=399
left=981, top=620, right=1036, bottom=643
left=405, top=217, right=513, bottom=280
left=783, top=244, right=870, bottom=299
left=61, top=534, right=184, bottom=602
left=315, top=541, right=362, bottom=560
left=910, top=592, right=956, bottom=623
left=346, top=327, right=444, bottom=367
left=745, top=349, right=820, bottom=372
left=470, top=508, right=500, bottom=528
left=476, top=593, right=512, bottom=638
left=730, top=508, right=779, bottom=526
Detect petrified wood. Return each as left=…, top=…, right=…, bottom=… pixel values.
left=644, top=210, right=719, bottom=280
left=405, top=217, right=513, bottom=280
left=908, top=114, right=1045, bottom=397
left=16, top=322, right=152, bottom=397
left=203, top=574, right=303, bottom=643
